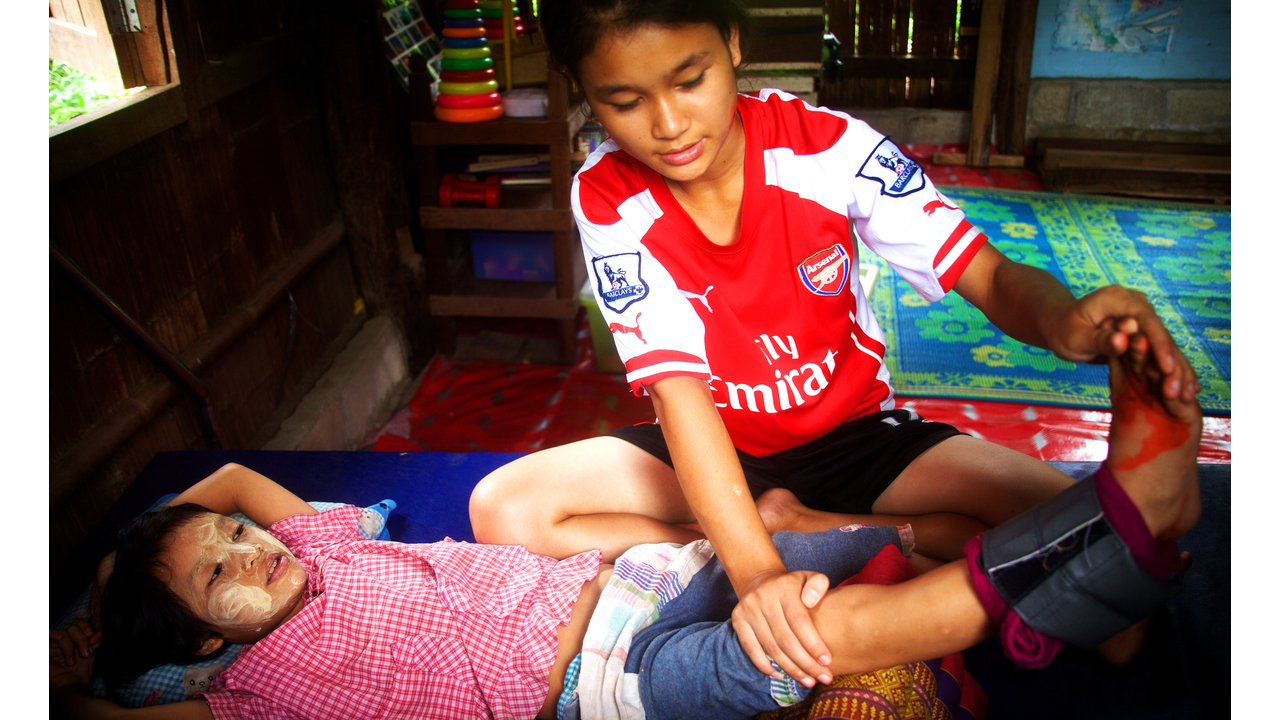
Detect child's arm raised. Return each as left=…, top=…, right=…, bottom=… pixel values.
left=953, top=244, right=1200, bottom=403
left=166, top=463, right=316, bottom=528
left=649, top=375, right=834, bottom=689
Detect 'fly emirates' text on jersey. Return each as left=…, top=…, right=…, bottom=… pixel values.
left=573, top=89, right=988, bottom=457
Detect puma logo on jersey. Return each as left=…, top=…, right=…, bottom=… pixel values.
left=679, top=285, right=715, bottom=313
left=609, top=313, right=647, bottom=344
left=923, top=192, right=958, bottom=216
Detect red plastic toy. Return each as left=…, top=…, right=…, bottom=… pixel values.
left=439, top=174, right=502, bottom=208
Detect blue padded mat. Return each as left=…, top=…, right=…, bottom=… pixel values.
left=54, top=452, right=1229, bottom=720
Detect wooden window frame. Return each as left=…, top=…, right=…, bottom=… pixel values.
left=49, top=0, right=175, bottom=90
left=50, top=1, right=305, bottom=184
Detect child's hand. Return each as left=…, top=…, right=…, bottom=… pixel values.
left=49, top=620, right=99, bottom=691
left=731, top=569, right=833, bottom=689
left=1051, top=285, right=1200, bottom=403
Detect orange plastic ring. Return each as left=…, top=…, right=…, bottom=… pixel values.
left=434, top=104, right=504, bottom=123
left=442, top=26, right=487, bottom=39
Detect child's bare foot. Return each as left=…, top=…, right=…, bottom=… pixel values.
left=1104, top=334, right=1203, bottom=543
left=755, top=488, right=814, bottom=534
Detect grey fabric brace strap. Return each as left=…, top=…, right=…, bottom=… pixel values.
left=978, top=476, right=1182, bottom=648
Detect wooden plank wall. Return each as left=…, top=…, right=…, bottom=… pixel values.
left=49, top=0, right=425, bottom=571
left=822, top=0, right=976, bottom=110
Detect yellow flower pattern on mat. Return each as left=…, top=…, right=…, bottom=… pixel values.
left=1000, top=221, right=1038, bottom=238
left=1137, top=235, right=1177, bottom=247
left=1205, top=328, right=1230, bottom=344
left=973, top=345, right=1015, bottom=367
left=1186, top=216, right=1217, bottom=230
left=900, top=293, right=930, bottom=307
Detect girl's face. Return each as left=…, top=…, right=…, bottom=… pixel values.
left=577, top=22, right=743, bottom=186
left=161, top=513, right=309, bottom=644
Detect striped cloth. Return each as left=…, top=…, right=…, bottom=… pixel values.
left=573, top=539, right=716, bottom=719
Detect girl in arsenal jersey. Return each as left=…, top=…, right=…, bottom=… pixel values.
left=469, top=0, right=1202, bottom=691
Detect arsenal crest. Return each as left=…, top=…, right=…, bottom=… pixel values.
left=797, top=245, right=850, bottom=296
left=857, top=139, right=924, bottom=198
left=593, top=252, right=649, bottom=313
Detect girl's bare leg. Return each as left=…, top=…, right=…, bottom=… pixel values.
left=469, top=436, right=703, bottom=561
left=870, top=435, right=1076, bottom=556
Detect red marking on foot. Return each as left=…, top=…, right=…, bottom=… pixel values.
left=609, top=312, right=647, bottom=344
left=1111, top=378, right=1190, bottom=471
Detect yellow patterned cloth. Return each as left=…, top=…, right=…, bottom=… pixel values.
left=752, top=657, right=984, bottom=720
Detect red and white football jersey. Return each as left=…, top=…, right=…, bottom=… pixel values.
left=573, top=89, right=987, bottom=456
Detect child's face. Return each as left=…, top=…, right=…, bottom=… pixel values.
left=161, top=513, right=308, bottom=644
left=578, top=22, right=743, bottom=186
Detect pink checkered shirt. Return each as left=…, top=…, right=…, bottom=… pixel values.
left=200, top=506, right=602, bottom=719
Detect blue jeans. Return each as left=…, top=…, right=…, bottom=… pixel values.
left=626, top=525, right=905, bottom=720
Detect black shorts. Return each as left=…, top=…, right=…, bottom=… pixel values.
left=611, top=409, right=965, bottom=515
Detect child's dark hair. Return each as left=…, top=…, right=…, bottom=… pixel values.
left=95, top=503, right=227, bottom=693
left=539, top=0, right=753, bottom=81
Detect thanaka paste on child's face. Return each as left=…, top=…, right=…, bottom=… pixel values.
left=577, top=22, right=745, bottom=188
left=163, top=514, right=308, bottom=642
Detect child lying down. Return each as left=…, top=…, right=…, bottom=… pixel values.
left=50, top=348, right=1202, bottom=720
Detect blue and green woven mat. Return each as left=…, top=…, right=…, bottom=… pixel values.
left=862, top=187, right=1230, bottom=414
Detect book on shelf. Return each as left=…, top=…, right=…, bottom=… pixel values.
left=467, top=154, right=551, bottom=172
left=499, top=174, right=551, bottom=186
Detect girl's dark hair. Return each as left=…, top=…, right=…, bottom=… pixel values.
left=539, top=0, right=753, bottom=81
left=95, top=503, right=227, bottom=693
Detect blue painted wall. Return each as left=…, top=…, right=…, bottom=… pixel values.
left=1031, top=0, right=1230, bottom=79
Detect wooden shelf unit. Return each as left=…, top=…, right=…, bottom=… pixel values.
left=410, top=69, right=585, bottom=361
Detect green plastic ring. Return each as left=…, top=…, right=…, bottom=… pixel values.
left=440, top=56, right=494, bottom=71
left=479, top=9, right=506, bottom=18
left=443, top=8, right=483, bottom=19
left=441, top=46, right=492, bottom=60
left=438, top=80, right=500, bottom=96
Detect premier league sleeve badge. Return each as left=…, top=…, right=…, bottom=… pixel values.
left=593, top=252, right=650, bottom=314
left=858, top=138, right=925, bottom=198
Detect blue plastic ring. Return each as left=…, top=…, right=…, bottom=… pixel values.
left=443, top=37, right=488, bottom=49
left=443, top=17, right=485, bottom=28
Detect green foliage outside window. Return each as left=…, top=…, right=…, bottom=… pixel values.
left=49, top=59, right=141, bottom=128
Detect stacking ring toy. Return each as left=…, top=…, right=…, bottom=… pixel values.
left=438, top=68, right=495, bottom=83
left=434, top=105, right=504, bottom=123
left=441, top=56, right=494, bottom=71
left=438, top=80, right=499, bottom=96
left=436, top=91, right=502, bottom=109
left=441, top=46, right=490, bottom=60
left=443, top=37, right=487, bottom=49
left=443, top=17, right=484, bottom=28
left=442, top=26, right=487, bottom=38
left=444, top=8, right=483, bottom=19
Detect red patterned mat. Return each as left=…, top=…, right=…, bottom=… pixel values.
left=902, top=143, right=1045, bottom=191
left=366, top=315, right=1229, bottom=463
